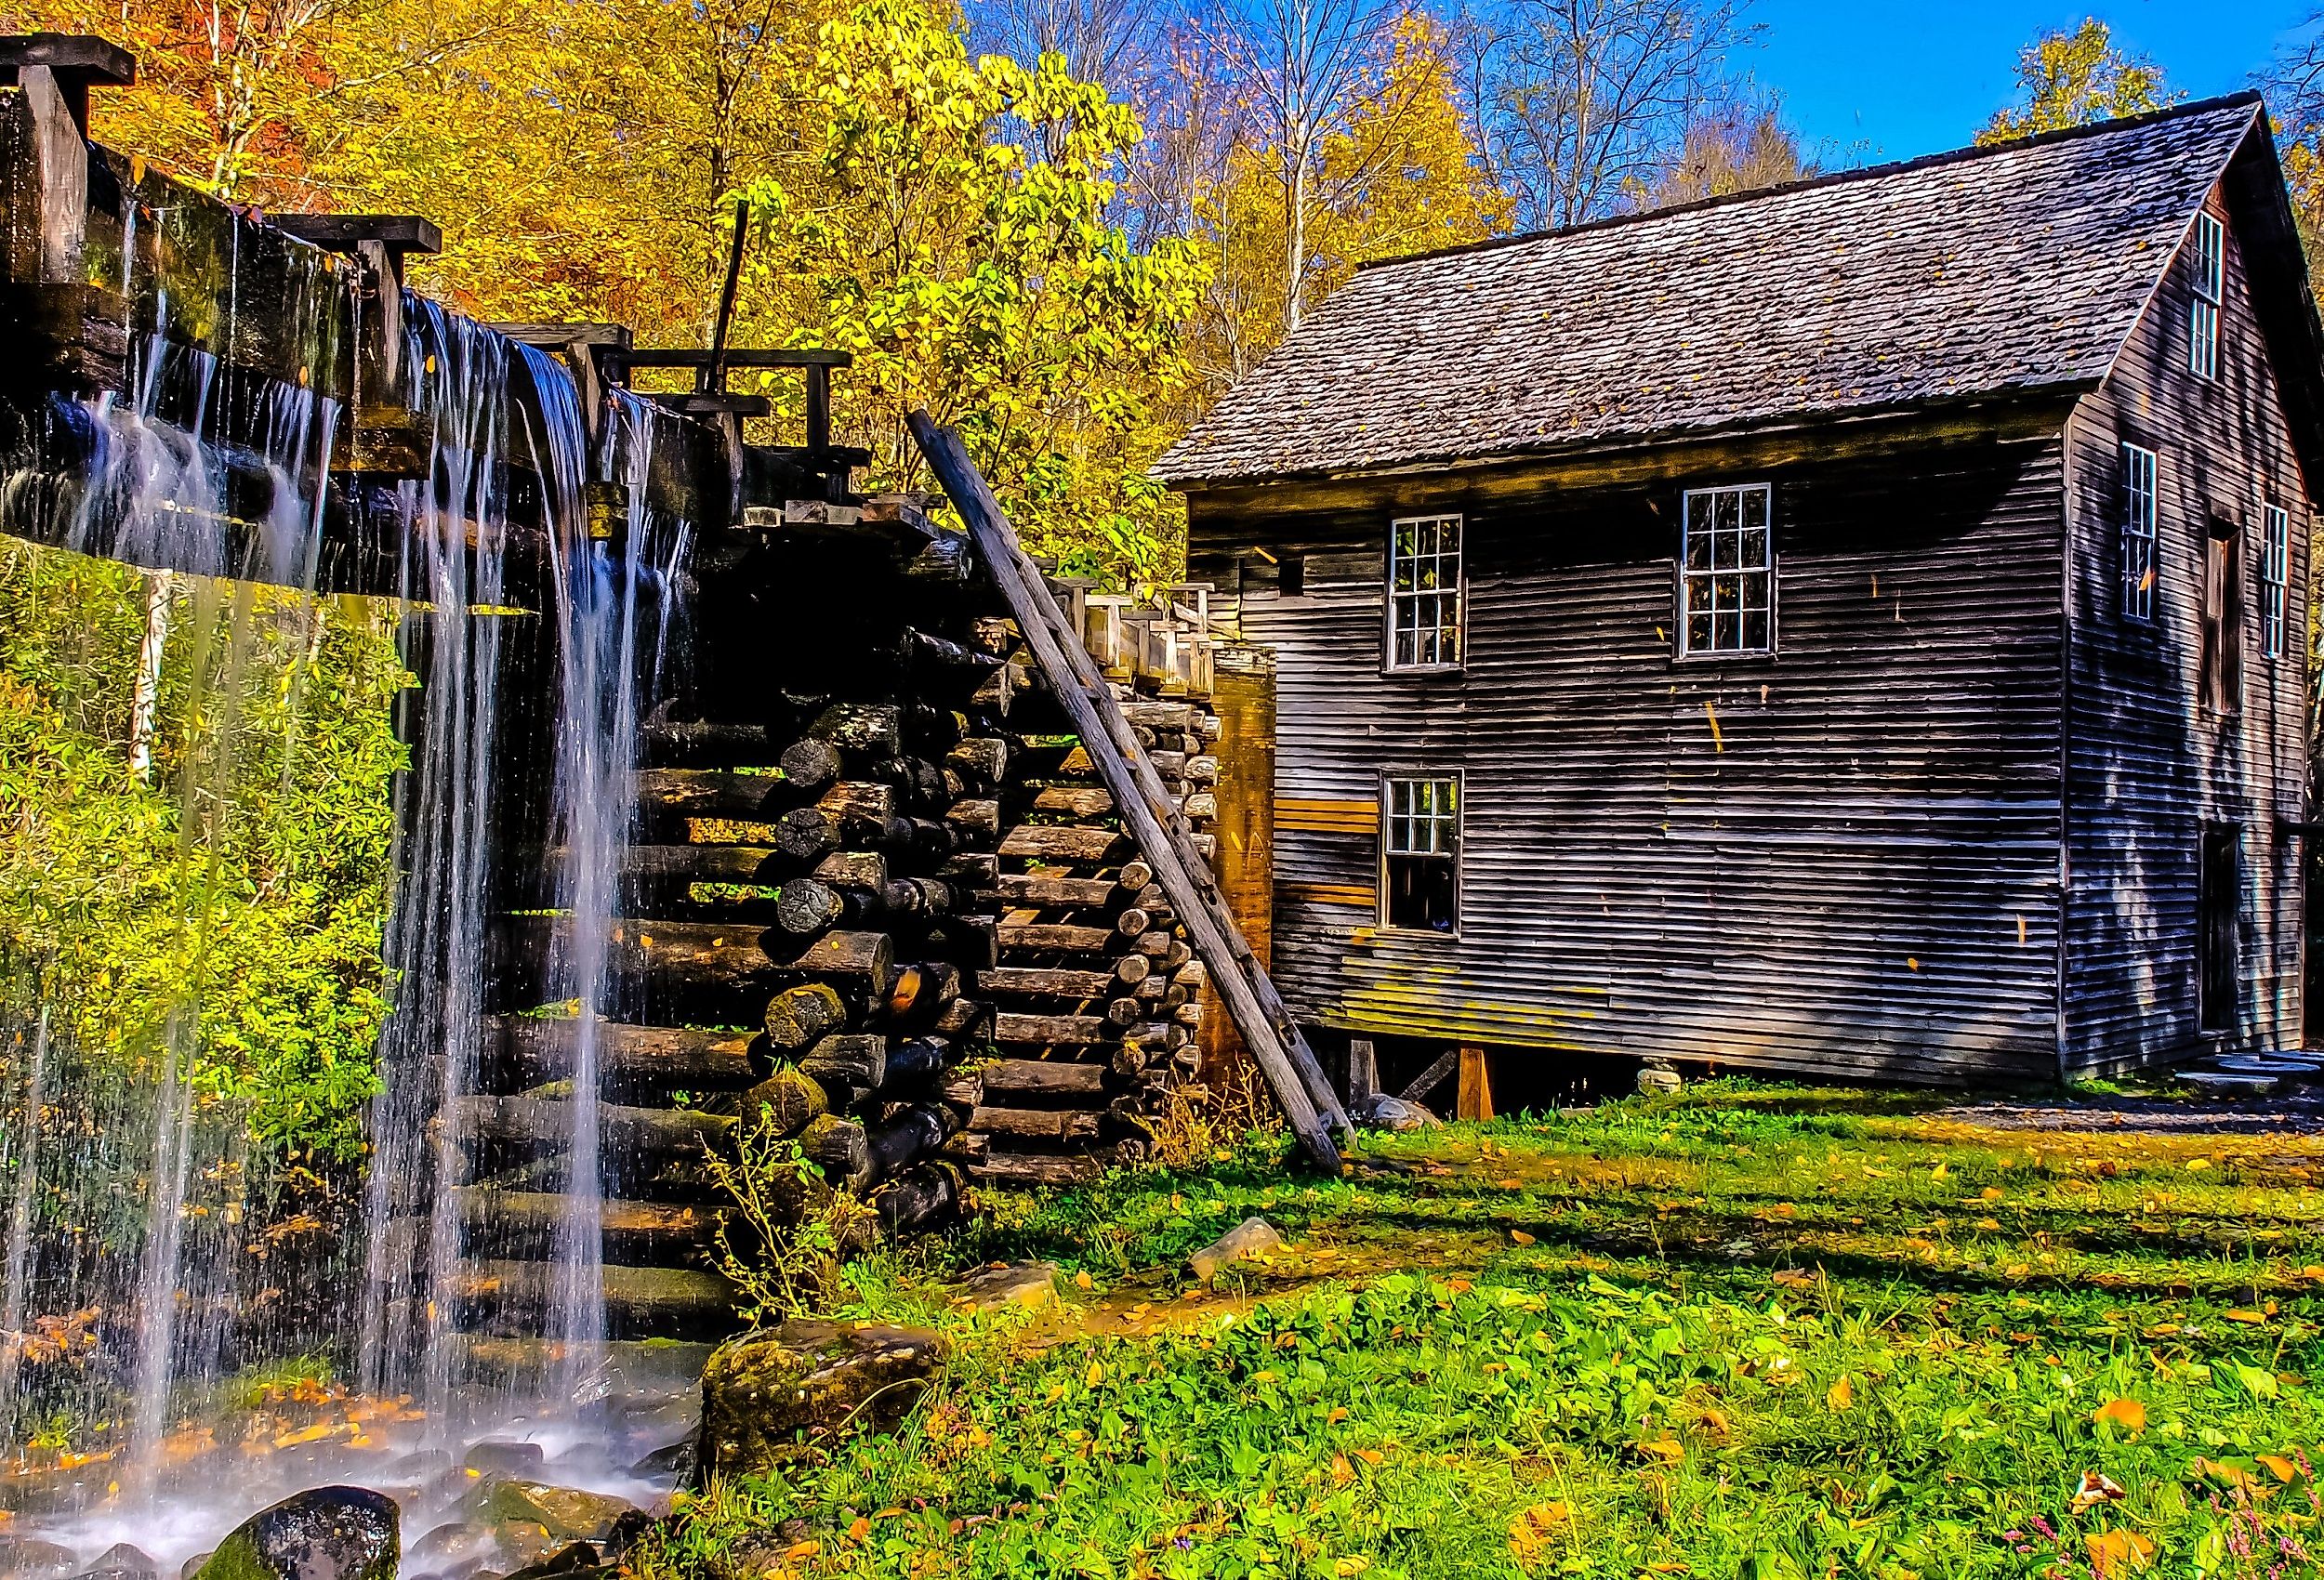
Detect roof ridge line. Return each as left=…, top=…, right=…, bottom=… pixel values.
left=1353, top=90, right=2266, bottom=276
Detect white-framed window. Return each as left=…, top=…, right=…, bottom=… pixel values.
left=1386, top=514, right=1462, bottom=669
left=1679, top=482, right=1774, bottom=655
left=2190, top=211, right=2224, bottom=381
left=2121, top=443, right=2158, bottom=622
left=2263, top=503, right=2291, bottom=659
left=1380, top=773, right=1459, bottom=933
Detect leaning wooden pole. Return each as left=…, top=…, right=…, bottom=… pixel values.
left=907, top=412, right=1347, bottom=1172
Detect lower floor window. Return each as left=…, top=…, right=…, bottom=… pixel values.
left=1382, top=775, right=1459, bottom=932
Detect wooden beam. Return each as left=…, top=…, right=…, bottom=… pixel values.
left=1401, top=1047, right=1459, bottom=1104
left=908, top=411, right=1344, bottom=1170
left=1456, top=1047, right=1493, bottom=1123
left=1348, top=1037, right=1378, bottom=1103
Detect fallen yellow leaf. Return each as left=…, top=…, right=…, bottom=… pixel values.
left=1075, top=1270, right=1093, bottom=1290
left=1086, top=1361, right=1104, bottom=1387
left=784, top=1541, right=821, bottom=1561
left=1334, top=1560, right=1372, bottom=1578
left=1511, top=1230, right=1536, bottom=1244
left=2084, top=1529, right=2155, bottom=1577
left=1981, top=1186, right=2005, bottom=1201
left=2258, top=1454, right=2300, bottom=1483
left=2093, top=1399, right=2146, bottom=1433
left=1637, top=1438, right=1685, bottom=1464
left=1332, top=1454, right=1356, bottom=1486
left=2224, top=1309, right=2266, bottom=1324
left=847, top=1517, right=871, bottom=1542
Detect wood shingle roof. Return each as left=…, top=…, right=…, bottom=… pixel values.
left=1155, top=95, right=2269, bottom=488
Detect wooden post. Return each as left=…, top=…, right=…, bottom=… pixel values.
left=1457, top=1046, right=1493, bottom=1122
left=906, top=410, right=1345, bottom=1170
left=1200, top=642, right=1274, bottom=1085
left=1347, top=1037, right=1378, bottom=1103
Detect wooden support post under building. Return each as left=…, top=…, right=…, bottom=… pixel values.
left=1200, top=642, right=1275, bottom=1085
left=1347, top=1037, right=1378, bottom=1103
left=1456, top=1046, right=1493, bottom=1122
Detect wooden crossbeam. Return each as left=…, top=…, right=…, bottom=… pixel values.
left=906, top=411, right=1347, bottom=1171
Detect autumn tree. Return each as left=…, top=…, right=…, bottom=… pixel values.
left=2264, top=11, right=2324, bottom=266
left=1467, top=0, right=1758, bottom=230
left=1642, top=99, right=1812, bottom=208
left=737, top=0, right=1208, bottom=578
left=1976, top=18, right=2175, bottom=147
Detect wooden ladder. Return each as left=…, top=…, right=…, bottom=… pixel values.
left=908, top=413, right=1348, bottom=1171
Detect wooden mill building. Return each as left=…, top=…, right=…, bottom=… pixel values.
left=1156, top=95, right=2324, bottom=1086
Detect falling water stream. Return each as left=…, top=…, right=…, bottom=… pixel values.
left=0, top=222, right=698, bottom=1563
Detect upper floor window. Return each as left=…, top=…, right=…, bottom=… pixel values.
left=2121, top=443, right=2158, bottom=622
left=1387, top=513, right=1462, bottom=669
left=1381, top=773, right=1459, bottom=933
left=1680, top=482, right=1774, bottom=655
left=2263, top=503, right=2291, bottom=659
left=2190, top=212, right=2224, bottom=381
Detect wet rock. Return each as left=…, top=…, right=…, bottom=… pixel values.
left=501, top=1544, right=605, bottom=1580
left=405, top=1523, right=500, bottom=1573
left=190, top=1487, right=398, bottom=1580
left=490, top=1521, right=558, bottom=1570
left=380, top=1448, right=456, bottom=1483
left=601, top=1510, right=654, bottom=1560
left=953, top=1261, right=1060, bottom=1312
left=485, top=1481, right=639, bottom=1543
left=464, top=1440, right=548, bottom=1477
left=0, top=1539, right=81, bottom=1580
left=1351, top=1093, right=1437, bottom=1131
left=72, top=1546, right=157, bottom=1580
left=1189, top=1217, right=1283, bottom=1283
left=178, top=1560, right=212, bottom=1580
left=700, top=1320, right=946, bottom=1480
left=627, top=1435, right=696, bottom=1479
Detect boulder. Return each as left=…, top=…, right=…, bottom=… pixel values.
left=178, top=1560, right=211, bottom=1580
left=1351, top=1093, right=1437, bottom=1131
left=0, top=1540, right=81, bottom=1580
left=1189, top=1217, right=1284, bottom=1283
left=500, top=1544, right=606, bottom=1580
left=403, top=1523, right=499, bottom=1573
left=72, top=1547, right=157, bottom=1580
left=700, top=1320, right=945, bottom=1479
left=463, top=1440, right=548, bottom=1477
left=1635, top=1059, right=1683, bottom=1096
left=485, top=1481, right=640, bottom=1543
left=189, top=1487, right=398, bottom=1580
left=953, top=1261, right=1060, bottom=1312
left=627, top=1436, right=695, bottom=1480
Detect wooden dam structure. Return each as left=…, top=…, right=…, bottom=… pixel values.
left=0, top=31, right=1337, bottom=1367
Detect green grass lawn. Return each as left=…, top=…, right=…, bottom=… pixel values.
left=633, top=1083, right=2324, bottom=1580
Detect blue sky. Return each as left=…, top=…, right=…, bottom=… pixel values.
left=1750, top=0, right=2317, bottom=164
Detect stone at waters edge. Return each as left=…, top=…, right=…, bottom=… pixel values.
left=699, top=1320, right=946, bottom=1481
left=0, top=1540, right=81, bottom=1580
left=189, top=1486, right=397, bottom=1580
left=953, top=1260, right=1061, bottom=1312
left=485, top=1481, right=641, bottom=1542
left=69, top=1547, right=156, bottom=1580
left=1189, top=1217, right=1285, bottom=1284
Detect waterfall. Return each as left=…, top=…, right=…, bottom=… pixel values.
left=356, top=297, right=513, bottom=1424
left=523, top=357, right=691, bottom=1395
left=0, top=998, right=51, bottom=1407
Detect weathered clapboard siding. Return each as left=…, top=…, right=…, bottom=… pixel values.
left=1191, top=436, right=2071, bottom=1083
left=2061, top=178, right=2313, bottom=1070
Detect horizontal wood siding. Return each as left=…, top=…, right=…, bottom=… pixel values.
left=2062, top=185, right=2312, bottom=1069
left=1190, top=438, right=2068, bottom=1084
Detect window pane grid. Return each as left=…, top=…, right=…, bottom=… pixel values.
left=1388, top=513, right=1462, bottom=668
left=2121, top=444, right=2157, bottom=622
left=1680, top=483, right=1773, bottom=654
left=2191, top=213, right=2223, bottom=380
left=1381, top=775, right=1459, bottom=932
left=2263, top=504, right=2290, bottom=659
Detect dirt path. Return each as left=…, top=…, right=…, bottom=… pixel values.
left=1934, top=1090, right=2324, bottom=1134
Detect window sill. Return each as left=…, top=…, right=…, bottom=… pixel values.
left=1672, top=648, right=1776, bottom=665
left=1380, top=664, right=1466, bottom=678
left=1374, top=922, right=1463, bottom=941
